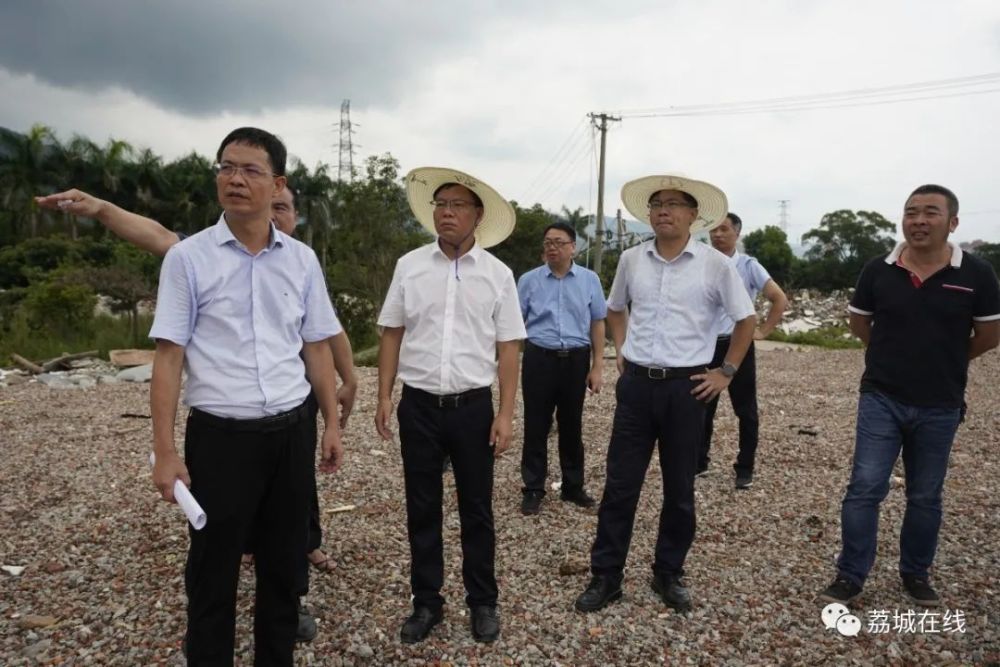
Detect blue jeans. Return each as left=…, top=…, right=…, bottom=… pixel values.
left=837, top=391, right=961, bottom=586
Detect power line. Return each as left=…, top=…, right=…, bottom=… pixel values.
left=521, top=116, right=589, bottom=203
left=607, top=72, right=1000, bottom=119
left=532, top=133, right=595, bottom=205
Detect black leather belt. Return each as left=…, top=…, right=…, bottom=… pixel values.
left=189, top=397, right=313, bottom=433
left=526, top=341, right=590, bottom=358
left=717, top=334, right=732, bottom=341
left=624, top=360, right=706, bottom=380
left=403, top=384, right=492, bottom=409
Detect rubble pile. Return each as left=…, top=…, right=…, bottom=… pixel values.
left=770, top=289, right=851, bottom=334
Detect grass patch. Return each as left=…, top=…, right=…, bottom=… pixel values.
left=767, top=325, right=863, bottom=350
left=0, top=313, right=155, bottom=366
left=353, top=344, right=379, bottom=368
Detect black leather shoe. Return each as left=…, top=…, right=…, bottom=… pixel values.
left=651, top=573, right=691, bottom=612
left=575, top=575, right=623, bottom=612
left=470, top=605, right=500, bottom=642
left=521, top=490, right=544, bottom=515
left=400, top=606, right=443, bottom=644
left=560, top=487, right=597, bottom=509
left=296, top=602, right=317, bottom=642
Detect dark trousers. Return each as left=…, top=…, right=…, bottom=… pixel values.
left=699, top=339, right=759, bottom=473
left=183, top=403, right=314, bottom=667
left=245, top=394, right=320, bottom=598
left=520, top=342, right=590, bottom=494
left=590, top=370, right=706, bottom=577
left=398, top=385, right=497, bottom=610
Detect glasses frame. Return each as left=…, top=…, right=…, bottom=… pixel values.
left=430, top=199, right=480, bottom=212
left=648, top=200, right=695, bottom=211
left=212, top=162, right=275, bottom=181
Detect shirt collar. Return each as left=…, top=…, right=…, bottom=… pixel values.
left=432, top=239, right=482, bottom=263
left=212, top=213, right=283, bottom=251
left=644, top=236, right=700, bottom=262
left=885, top=241, right=962, bottom=268
left=544, top=262, right=578, bottom=277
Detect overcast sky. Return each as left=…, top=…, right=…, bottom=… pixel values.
left=2, top=0, right=999, bottom=244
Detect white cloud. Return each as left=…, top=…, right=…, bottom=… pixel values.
left=2, top=0, right=999, bottom=243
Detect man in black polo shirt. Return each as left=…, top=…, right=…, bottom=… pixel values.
left=819, top=184, right=999, bottom=608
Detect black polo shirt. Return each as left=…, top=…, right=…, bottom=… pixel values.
left=849, top=244, right=1000, bottom=408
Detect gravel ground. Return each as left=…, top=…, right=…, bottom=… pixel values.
left=1, top=347, right=998, bottom=666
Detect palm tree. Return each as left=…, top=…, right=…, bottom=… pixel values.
left=0, top=124, right=59, bottom=238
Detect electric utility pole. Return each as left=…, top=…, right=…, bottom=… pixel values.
left=589, top=112, right=620, bottom=274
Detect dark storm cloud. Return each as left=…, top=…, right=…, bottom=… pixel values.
left=0, top=0, right=511, bottom=114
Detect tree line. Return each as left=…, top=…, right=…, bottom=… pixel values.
left=1, top=124, right=998, bottom=364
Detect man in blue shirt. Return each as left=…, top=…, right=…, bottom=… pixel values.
left=700, top=212, right=788, bottom=489
left=517, top=221, right=607, bottom=515
left=149, top=127, right=343, bottom=665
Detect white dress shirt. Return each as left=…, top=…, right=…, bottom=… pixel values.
left=378, top=241, right=526, bottom=394
left=607, top=238, right=754, bottom=367
left=150, top=215, right=342, bottom=418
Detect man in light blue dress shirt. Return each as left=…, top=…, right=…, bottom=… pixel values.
left=700, top=212, right=788, bottom=489
left=149, top=127, right=343, bottom=665
left=575, top=175, right=756, bottom=615
left=517, top=221, right=607, bottom=515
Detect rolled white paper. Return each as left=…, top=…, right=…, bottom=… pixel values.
left=149, top=453, right=207, bottom=530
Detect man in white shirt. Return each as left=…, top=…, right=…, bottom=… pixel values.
left=36, top=181, right=353, bottom=643
left=149, top=127, right=343, bottom=664
left=700, top=212, right=788, bottom=489
left=375, top=167, right=525, bottom=644
left=575, top=175, right=756, bottom=614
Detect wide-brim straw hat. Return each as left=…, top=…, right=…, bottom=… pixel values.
left=621, top=174, right=728, bottom=234
left=405, top=167, right=516, bottom=248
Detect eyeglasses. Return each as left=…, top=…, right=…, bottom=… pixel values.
left=213, top=162, right=274, bottom=180
left=542, top=239, right=573, bottom=249
left=648, top=200, right=695, bottom=211
left=431, top=199, right=480, bottom=212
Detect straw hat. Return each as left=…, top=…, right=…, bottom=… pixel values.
left=405, top=167, right=516, bottom=248
left=621, top=174, right=728, bottom=234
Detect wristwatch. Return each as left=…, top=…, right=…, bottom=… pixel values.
left=720, top=362, right=738, bottom=378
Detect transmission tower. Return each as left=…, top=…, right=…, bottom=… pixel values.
left=778, top=199, right=790, bottom=233
left=338, top=100, right=357, bottom=182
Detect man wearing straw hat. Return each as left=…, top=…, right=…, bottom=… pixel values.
left=375, top=167, right=526, bottom=643
left=575, top=175, right=756, bottom=614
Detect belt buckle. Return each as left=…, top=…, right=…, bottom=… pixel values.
left=438, top=394, right=460, bottom=408
left=556, top=349, right=570, bottom=358
left=647, top=367, right=668, bottom=380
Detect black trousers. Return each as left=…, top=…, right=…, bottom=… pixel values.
left=245, top=393, right=320, bottom=598
left=183, top=402, right=314, bottom=667
left=590, top=370, right=706, bottom=578
left=698, top=339, right=759, bottom=473
left=398, top=385, right=497, bottom=610
left=520, top=342, right=591, bottom=494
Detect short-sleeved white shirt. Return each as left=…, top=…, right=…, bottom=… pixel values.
left=378, top=241, right=526, bottom=394
left=149, top=215, right=342, bottom=418
left=607, top=238, right=755, bottom=367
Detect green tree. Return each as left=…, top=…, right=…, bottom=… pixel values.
left=559, top=205, right=591, bottom=245
left=21, top=272, right=97, bottom=340
left=0, top=124, right=59, bottom=238
left=799, top=210, right=896, bottom=290
left=972, top=242, right=1000, bottom=274
left=742, top=225, right=795, bottom=286
left=324, top=153, right=429, bottom=348
left=492, top=203, right=555, bottom=279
